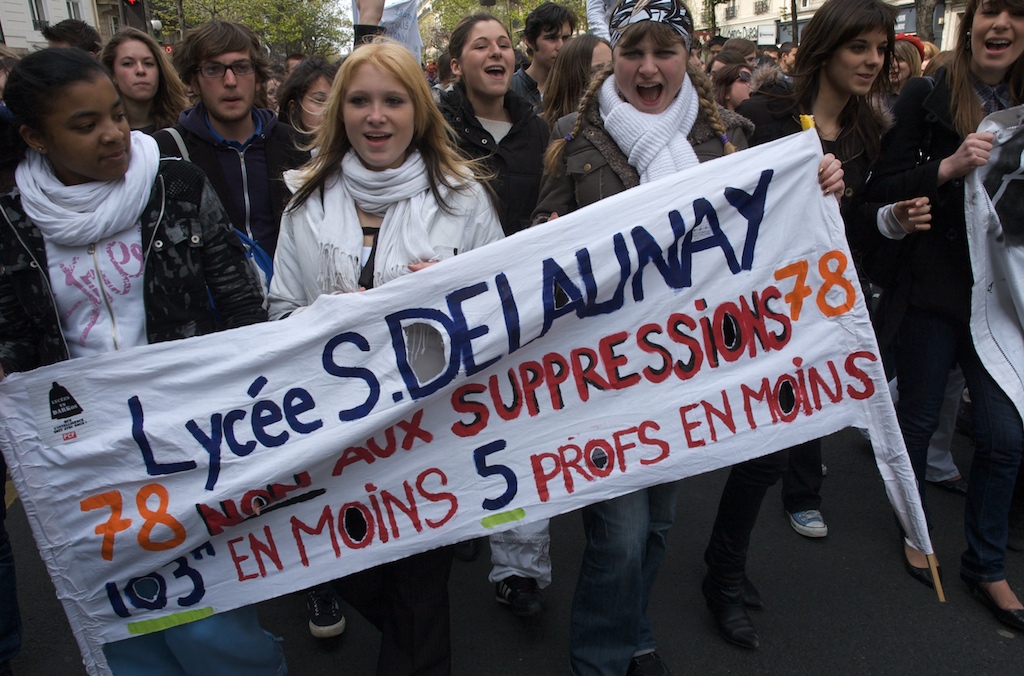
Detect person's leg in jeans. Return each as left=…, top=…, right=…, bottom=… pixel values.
left=894, top=308, right=960, bottom=519
left=893, top=308, right=962, bottom=580
left=104, top=607, right=285, bottom=676
left=569, top=482, right=681, bottom=676
left=635, top=482, right=680, bottom=656
left=0, top=455, right=22, bottom=670
left=1008, top=463, right=1024, bottom=551
left=958, top=344, right=1024, bottom=584
left=925, top=367, right=966, bottom=485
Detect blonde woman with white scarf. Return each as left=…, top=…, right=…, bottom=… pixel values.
left=532, top=1, right=844, bottom=674
left=268, top=39, right=502, bottom=675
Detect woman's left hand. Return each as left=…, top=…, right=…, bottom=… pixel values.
left=893, top=197, right=932, bottom=234
left=409, top=261, right=438, bottom=272
left=818, top=154, right=844, bottom=202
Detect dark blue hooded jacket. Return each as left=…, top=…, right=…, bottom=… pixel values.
left=155, top=103, right=309, bottom=257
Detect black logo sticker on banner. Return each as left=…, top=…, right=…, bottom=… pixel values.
left=49, top=382, right=83, bottom=420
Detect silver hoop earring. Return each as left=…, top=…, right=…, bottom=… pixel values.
left=966, top=31, right=972, bottom=51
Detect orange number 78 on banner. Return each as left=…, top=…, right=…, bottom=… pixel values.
left=80, top=484, right=187, bottom=561
left=773, top=250, right=858, bottom=321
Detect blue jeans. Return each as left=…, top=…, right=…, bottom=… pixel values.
left=103, top=606, right=285, bottom=675
left=894, top=307, right=1024, bottom=582
left=569, top=481, right=682, bottom=676
left=0, top=454, right=21, bottom=665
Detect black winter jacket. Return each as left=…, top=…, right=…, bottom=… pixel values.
left=735, top=70, right=890, bottom=235
left=439, top=85, right=549, bottom=236
left=154, top=104, right=309, bottom=257
left=863, top=69, right=973, bottom=329
left=0, top=160, right=267, bottom=373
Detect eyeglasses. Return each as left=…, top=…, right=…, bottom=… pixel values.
left=196, top=60, right=256, bottom=79
left=735, top=71, right=752, bottom=83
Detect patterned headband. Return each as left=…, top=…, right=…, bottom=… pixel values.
left=608, top=0, right=694, bottom=51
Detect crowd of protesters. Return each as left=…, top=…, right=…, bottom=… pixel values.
left=1, top=0, right=1023, bottom=674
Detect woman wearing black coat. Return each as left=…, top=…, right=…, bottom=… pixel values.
left=863, top=0, right=1024, bottom=632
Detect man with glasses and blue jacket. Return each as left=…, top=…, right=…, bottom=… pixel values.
left=155, top=20, right=309, bottom=261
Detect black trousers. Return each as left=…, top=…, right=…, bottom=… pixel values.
left=704, top=439, right=821, bottom=582
left=335, top=546, right=453, bottom=676
left=782, top=442, right=824, bottom=513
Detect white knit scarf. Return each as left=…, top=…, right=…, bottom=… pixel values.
left=316, top=150, right=436, bottom=293
left=15, top=132, right=161, bottom=246
left=598, top=74, right=700, bottom=183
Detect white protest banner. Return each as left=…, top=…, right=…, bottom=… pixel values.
left=352, top=0, right=423, bottom=61
left=0, top=131, right=928, bottom=674
left=967, top=105, right=1024, bottom=421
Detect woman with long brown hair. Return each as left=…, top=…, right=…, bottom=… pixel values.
left=101, top=27, right=189, bottom=133
left=700, top=0, right=932, bottom=651
left=541, top=33, right=612, bottom=127
left=865, top=0, right=1024, bottom=631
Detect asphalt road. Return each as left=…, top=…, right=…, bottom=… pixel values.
left=5, top=427, right=1024, bottom=674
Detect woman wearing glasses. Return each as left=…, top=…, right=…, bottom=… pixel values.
left=711, top=63, right=752, bottom=111
left=276, top=56, right=339, bottom=137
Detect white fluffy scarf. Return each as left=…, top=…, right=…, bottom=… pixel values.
left=15, top=132, right=160, bottom=246
left=316, top=150, right=436, bottom=293
left=598, top=74, right=700, bottom=183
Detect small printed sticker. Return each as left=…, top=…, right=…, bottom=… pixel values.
left=28, top=374, right=92, bottom=445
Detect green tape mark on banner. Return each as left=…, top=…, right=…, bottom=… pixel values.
left=481, top=508, right=526, bottom=529
left=127, top=607, right=215, bottom=635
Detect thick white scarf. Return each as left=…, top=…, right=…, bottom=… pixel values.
left=15, top=132, right=160, bottom=246
left=316, top=150, right=436, bottom=293
left=598, top=74, right=700, bottom=183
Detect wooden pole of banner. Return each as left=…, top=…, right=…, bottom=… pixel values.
left=927, top=554, right=946, bottom=602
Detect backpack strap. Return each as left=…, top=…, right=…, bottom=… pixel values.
left=164, top=127, right=191, bottom=163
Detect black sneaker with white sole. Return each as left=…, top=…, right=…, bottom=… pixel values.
left=495, top=575, right=542, bottom=616
left=307, top=586, right=346, bottom=638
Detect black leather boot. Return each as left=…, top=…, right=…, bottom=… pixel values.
left=702, top=574, right=760, bottom=649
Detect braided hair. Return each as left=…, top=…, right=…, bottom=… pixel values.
left=544, top=20, right=735, bottom=177
left=687, top=59, right=737, bottom=155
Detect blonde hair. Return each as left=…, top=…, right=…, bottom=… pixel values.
left=893, top=39, right=922, bottom=83
left=289, top=39, right=483, bottom=210
left=947, top=0, right=1024, bottom=138
left=544, top=20, right=735, bottom=176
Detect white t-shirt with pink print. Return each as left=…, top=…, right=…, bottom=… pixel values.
left=44, top=223, right=146, bottom=359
